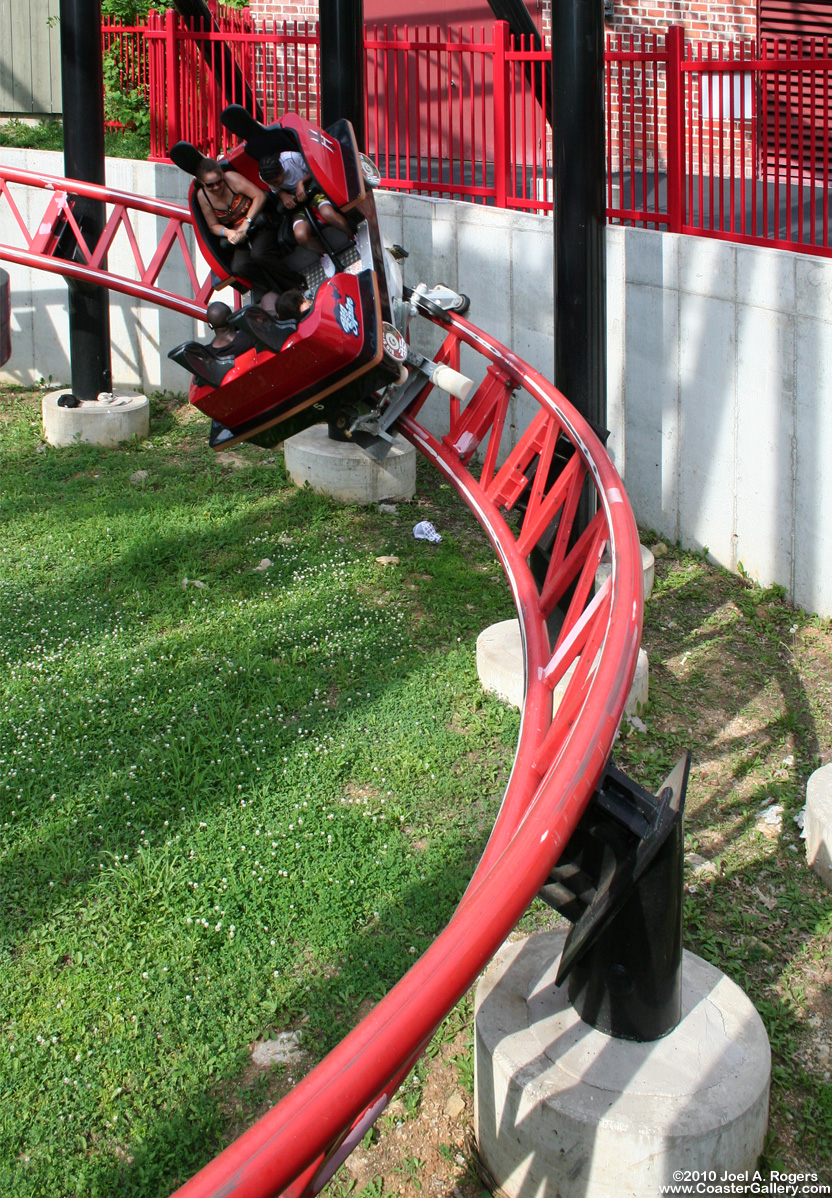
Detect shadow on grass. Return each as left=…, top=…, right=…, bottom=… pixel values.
left=614, top=543, right=832, bottom=1181
left=60, top=849, right=493, bottom=1197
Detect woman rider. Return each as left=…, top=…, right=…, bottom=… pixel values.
left=195, top=158, right=302, bottom=294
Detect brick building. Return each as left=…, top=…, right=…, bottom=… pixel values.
left=245, top=0, right=763, bottom=45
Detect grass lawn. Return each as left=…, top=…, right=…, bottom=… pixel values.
left=1, top=384, right=831, bottom=1195
left=0, top=386, right=518, bottom=1195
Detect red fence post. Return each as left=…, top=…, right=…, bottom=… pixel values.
left=665, top=24, right=685, bottom=233
left=492, top=21, right=510, bottom=209
left=165, top=7, right=181, bottom=154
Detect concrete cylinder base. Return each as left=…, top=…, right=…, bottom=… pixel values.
left=283, top=423, right=416, bottom=504
left=475, top=930, right=770, bottom=1198
left=43, top=391, right=149, bottom=448
left=805, top=764, right=832, bottom=889
left=596, top=543, right=656, bottom=601
left=476, top=618, right=648, bottom=717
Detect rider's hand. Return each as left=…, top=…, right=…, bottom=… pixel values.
left=227, top=226, right=247, bottom=246
left=281, top=190, right=296, bottom=210
left=297, top=181, right=307, bottom=202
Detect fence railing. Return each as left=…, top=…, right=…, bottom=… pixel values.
left=100, top=14, right=832, bottom=257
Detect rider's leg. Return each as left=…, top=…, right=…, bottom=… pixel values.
left=291, top=215, right=326, bottom=257
left=315, top=201, right=352, bottom=237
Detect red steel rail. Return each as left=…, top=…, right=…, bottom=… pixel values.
left=172, top=312, right=643, bottom=1197
left=0, top=168, right=643, bottom=1197
left=0, top=166, right=214, bottom=320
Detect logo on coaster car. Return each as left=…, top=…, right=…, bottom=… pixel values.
left=337, top=297, right=360, bottom=337
left=382, top=322, right=407, bottom=362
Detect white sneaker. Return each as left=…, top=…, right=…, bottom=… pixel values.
left=321, top=254, right=336, bottom=279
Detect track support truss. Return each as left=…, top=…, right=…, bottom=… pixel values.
left=173, top=308, right=644, bottom=1198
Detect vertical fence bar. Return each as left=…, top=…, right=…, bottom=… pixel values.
left=799, top=39, right=805, bottom=244
left=810, top=39, right=817, bottom=246
left=825, top=37, right=829, bottom=247
left=739, top=40, right=747, bottom=237
left=165, top=7, right=181, bottom=153
left=605, top=33, right=612, bottom=216
left=481, top=27, right=488, bottom=198
left=618, top=35, right=625, bottom=220
left=666, top=25, right=685, bottom=233
left=493, top=20, right=510, bottom=209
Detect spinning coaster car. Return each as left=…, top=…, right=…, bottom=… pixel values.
left=168, top=106, right=473, bottom=450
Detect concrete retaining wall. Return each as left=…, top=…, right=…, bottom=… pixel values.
left=380, top=191, right=832, bottom=618
left=3, top=152, right=830, bottom=614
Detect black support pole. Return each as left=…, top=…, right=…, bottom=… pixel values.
left=486, top=0, right=552, bottom=127
left=551, top=0, right=606, bottom=465
left=172, top=0, right=264, bottom=123
left=60, top=0, right=111, bottom=400
left=319, top=0, right=365, bottom=148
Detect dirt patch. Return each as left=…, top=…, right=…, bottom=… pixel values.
left=330, top=1026, right=484, bottom=1198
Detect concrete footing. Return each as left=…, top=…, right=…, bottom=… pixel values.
left=475, top=930, right=771, bottom=1198
left=805, top=764, right=832, bottom=889
left=283, top=423, right=416, bottom=504
left=476, top=618, right=648, bottom=717
left=595, top=542, right=656, bottom=601
left=42, top=390, right=149, bottom=447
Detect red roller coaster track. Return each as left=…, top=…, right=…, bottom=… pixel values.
left=0, top=165, right=643, bottom=1198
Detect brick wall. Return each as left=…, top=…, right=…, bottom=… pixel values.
left=249, top=0, right=320, bottom=25
left=608, top=0, right=756, bottom=41
left=245, top=0, right=758, bottom=42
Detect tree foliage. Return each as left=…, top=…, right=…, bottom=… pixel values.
left=101, top=1, right=250, bottom=18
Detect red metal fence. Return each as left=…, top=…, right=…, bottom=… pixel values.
left=101, top=13, right=832, bottom=256
left=606, top=28, right=832, bottom=251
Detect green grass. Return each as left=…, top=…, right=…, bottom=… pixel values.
left=0, top=387, right=518, bottom=1195
left=332, top=539, right=832, bottom=1194
left=3, top=387, right=831, bottom=1193
left=0, top=118, right=150, bottom=161
left=613, top=538, right=832, bottom=1180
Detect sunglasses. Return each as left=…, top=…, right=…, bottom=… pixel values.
left=204, top=178, right=225, bottom=190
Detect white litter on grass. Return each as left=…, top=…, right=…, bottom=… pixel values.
left=627, top=715, right=648, bottom=733
left=794, top=805, right=807, bottom=838
left=96, top=393, right=132, bottom=406
left=250, top=1031, right=304, bottom=1067
left=379, top=503, right=398, bottom=514
left=252, top=558, right=274, bottom=573
left=413, top=520, right=442, bottom=543
left=756, top=802, right=783, bottom=829
left=181, top=578, right=207, bottom=590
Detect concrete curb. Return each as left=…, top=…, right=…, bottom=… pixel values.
left=283, top=423, right=416, bottom=504
left=42, top=390, right=149, bottom=448
left=805, top=764, right=832, bottom=890
left=475, top=929, right=770, bottom=1198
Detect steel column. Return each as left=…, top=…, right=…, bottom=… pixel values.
left=551, top=0, right=606, bottom=440
left=60, top=0, right=112, bottom=399
left=319, top=0, right=365, bottom=148
left=486, top=0, right=553, bottom=126
left=171, top=0, right=264, bottom=123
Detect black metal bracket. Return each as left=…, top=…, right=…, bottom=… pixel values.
left=538, top=753, right=691, bottom=1042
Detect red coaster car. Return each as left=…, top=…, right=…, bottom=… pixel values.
left=169, top=107, right=406, bottom=449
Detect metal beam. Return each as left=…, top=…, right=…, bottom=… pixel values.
left=172, top=0, right=263, bottom=123
left=486, top=0, right=552, bottom=126
left=59, top=0, right=111, bottom=400
left=319, top=0, right=365, bottom=147
left=551, top=0, right=607, bottom=520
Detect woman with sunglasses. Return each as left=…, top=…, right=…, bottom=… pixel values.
left=195, top=158, right=302, bottom=294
